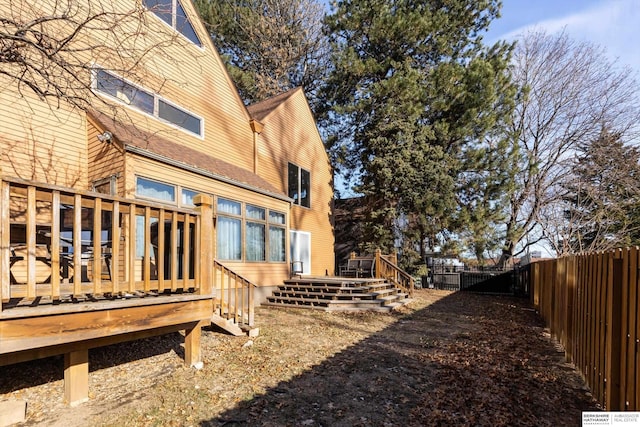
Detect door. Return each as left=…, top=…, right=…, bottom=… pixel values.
left=290, top=230, right=311, bottom=275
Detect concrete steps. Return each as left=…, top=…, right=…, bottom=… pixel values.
left=262, top=277, right=410, bottom=312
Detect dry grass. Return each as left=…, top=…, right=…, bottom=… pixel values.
left=0, top=289, right=599, bottom=426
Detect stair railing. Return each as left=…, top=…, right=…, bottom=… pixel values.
left=212, top=259, right=256, bottom=328
left=375, top=249, right=414, bottom=297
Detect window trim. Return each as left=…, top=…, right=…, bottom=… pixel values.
left=93, top=68, right=204, bottom=138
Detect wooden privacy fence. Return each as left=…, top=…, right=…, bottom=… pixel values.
left=530, top=248, right=640, bottom=411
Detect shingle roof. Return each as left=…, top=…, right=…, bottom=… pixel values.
left=246, top=88, right=301, bottom=121
left=89, top=111, right=288, bottom=200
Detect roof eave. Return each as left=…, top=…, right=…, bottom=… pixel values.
left=124, top=144, right=293, bottom=203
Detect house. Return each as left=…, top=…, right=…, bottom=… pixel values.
left=0, top=0, right=333, bottom=405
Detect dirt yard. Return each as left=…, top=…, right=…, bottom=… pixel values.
left=1, top=289, right=600, bottom=426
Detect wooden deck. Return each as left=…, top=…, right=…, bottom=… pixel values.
left=0, top=177, right=254, bottom=405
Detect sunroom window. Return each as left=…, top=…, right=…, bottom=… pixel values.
left=144, top=0, right=202, bottom=47
left=246, top=205, right=266, bottom=261
left=217, top=198, right=242, bottom=261
left=95, top=70, right=203, bottom=137
left=136, top=177, right=176, bottom=202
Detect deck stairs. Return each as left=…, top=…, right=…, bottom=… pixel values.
left=262, top=277, right=411, bottom=312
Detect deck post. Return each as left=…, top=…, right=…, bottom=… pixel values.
left=184, top=320, right=205, bottom=367
left=194, top=194, right=213, bottom=296
left=375, top=249, right=381, bottom=279
left=64, top=350, right=89, bottom=406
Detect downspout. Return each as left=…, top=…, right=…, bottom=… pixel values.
left=249, top=119, right=264, bottom=175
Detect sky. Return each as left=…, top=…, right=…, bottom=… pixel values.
left=486, top=0, right=640, bottom=75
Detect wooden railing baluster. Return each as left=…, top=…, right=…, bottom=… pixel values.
left=0, top=180, right=9, bottom=310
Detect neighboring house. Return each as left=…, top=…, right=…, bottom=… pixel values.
left=1, top=0, right=334, bottom=301
left=0, top=0, right=333, bottom=405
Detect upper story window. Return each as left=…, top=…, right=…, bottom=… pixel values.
left=95, top=70, right=203, bottom=137
left=144, top=0, right=202, bottom=47
left=288, top=163, right=310, bottom=208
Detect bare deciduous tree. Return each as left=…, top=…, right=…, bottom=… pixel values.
left=499, top=29, right=640, bottom=264
left=0, top=0, right=193, bottom=112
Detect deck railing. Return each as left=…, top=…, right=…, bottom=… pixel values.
left=375, top=249, right=415, bottom=297
left=530, top=248, right=640, bottom=411
left=213, top=260, right=255, bottom=328
left=1, top=177, right=210, bottom=312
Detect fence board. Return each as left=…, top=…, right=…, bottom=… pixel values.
left=629, top=247, right=638, bottom=409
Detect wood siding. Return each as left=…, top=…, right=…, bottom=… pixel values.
left=0, top=88, right=88, bottom=188
left=254, top=89, right=335, bottom=276
left=87, top=118, right=125, bottom=194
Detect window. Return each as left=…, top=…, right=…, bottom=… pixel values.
left=181, top=188, right=198, bottom=207
left=288, top=163, right=310, bottom=208
left=96, top=70, right=154, bottom=114
left=92, top=175, right=117, bottom=195
left=144, top=0, right=202, bottom=46
left=246, top=205, right=265, bottom=261
left=95, top=70, right=203, bottom=136
left=136, top=177, right=176, bottom=202
left=217, top=198, right=242, bottom=260
left=215, top=198, right=286, bottom=263
left=269, top=211, right=286, bottom=262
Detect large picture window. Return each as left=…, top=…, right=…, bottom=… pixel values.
left=95, top=70, right=203, bottom=136
left=144, top=0, right=202, bottom=46
left=288, top=163, right=311, bottom=208
left=216, top=198, right=286, bottom=263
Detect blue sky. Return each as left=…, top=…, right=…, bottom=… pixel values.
left=487, top=0, right=640, bottom=74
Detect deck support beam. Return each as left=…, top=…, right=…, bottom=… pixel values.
left=64, top=349, right=89, bottom=406
left=184, top=320, right=206, bottom=367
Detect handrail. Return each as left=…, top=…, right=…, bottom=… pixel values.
left=375, top=250, right=414, bottom=297
left=212, top=259, right=256, bottom=327
left=1, top=178, right=202, bottom=311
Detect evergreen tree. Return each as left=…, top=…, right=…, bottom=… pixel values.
left=553, top=129, right=640, bottom=253
left=321, top=0, right=516, bottom=262
left=194, top=0, right=329, bottom=107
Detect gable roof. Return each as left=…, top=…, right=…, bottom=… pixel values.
left=246, top=87, right=302, bottom=121
left=90, top=112, right=289, bottom=201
